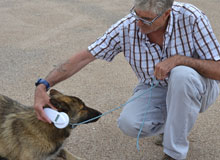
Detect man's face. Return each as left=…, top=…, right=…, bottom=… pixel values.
left=133, top=8, right=169, bottom=34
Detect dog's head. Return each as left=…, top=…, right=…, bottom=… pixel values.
left=48, top=89, right=102, bottom=126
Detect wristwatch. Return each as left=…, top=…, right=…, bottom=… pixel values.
left=35, top=78, right=50, bottom=91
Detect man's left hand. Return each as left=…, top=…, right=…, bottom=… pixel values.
left=154, top=55, right=181, bottom=80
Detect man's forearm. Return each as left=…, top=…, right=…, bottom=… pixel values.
left=45, top=50, right=96, bottom=87
left=177, top=55, right=220, bottom=80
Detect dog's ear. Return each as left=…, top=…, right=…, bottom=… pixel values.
left=49, top=89, right=63, bottom=97
left=49, top=97, right=70, bottom=113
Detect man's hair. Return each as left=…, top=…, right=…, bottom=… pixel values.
left=134, top=0, right=174, bottom=15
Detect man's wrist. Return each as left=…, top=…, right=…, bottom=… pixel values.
left=173, top=55, right=184, bottom=66
left=36, top=83, right=47, bottom=91
left=35, top=78, right=50, bottom=91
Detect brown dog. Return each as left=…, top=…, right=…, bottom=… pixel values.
left=0, top=89, right=102, bottom=160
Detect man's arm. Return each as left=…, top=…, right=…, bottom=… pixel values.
left=45, top=49, right=95, bottom=87
left=177, top=55, right=220, bottom=80
left=154, top=55, right=220, bottom=80
left=154, top=9, right=220, bottom=81
left=34, top=50, right=96, bottom=123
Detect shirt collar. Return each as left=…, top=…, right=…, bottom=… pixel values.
left=165, top=8, right=174, bottom=36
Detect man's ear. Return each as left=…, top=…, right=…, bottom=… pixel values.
left=163, top=8, right=171, bottom=20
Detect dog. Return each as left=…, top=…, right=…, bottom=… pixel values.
left=0, top=89, right=102, bottom=160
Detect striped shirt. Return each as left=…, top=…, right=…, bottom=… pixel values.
left=88, top=2, right=220, bottom=86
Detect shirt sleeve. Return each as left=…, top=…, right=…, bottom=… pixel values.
left=88, top=22, right=122, bottom=62
left=193, top=13, right=220, bottom=61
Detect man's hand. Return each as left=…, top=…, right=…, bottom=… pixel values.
left=154, top=55, right=180, bottom=80
left=34, top=84, right=56, bottom=123
left=33, top=50, right=96, bottom=123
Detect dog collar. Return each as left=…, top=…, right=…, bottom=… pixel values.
left=69, top=123, right=77, bottom=129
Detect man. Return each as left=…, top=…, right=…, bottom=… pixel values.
left=34, top=0, right=220, bottom=159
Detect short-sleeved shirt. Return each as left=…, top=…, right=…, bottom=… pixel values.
left=88, top=1, right=220, bottom=86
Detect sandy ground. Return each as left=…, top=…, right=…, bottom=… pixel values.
left=0, top=0, right=220, bottom=159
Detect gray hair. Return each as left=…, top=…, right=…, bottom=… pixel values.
left=134, top=0, right=174, bottom=15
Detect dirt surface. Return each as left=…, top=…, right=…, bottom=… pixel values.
left=0, top=0, right=220, bottom=159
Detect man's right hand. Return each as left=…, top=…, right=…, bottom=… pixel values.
left=34, top=84, right=56, bottom=123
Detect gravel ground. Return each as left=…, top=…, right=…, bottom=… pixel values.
left=0, top=0, right=220, bottom=159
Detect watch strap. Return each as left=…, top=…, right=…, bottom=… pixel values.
left=35, top=78, right=50, bottom=91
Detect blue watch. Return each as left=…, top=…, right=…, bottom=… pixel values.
left=35, top=78, right=50, bottom=91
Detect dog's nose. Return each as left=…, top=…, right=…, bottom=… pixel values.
left=85, top=107, right=102, bottom=124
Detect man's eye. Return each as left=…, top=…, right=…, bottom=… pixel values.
left=143, top=17, right=153, bottom=21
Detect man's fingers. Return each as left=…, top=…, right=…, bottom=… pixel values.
left=35, top=106, right=52, bottom=123
left=34, top=85, right=54, bottom=123
left=154, top=64, right=169, bottom=80
left=41, top=111, right=52, bottom=123
left=48, top=102, right=57, bottom=111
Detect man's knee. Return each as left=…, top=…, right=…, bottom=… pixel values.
left=170, top=66, right=198, bottom=83
left=117, top=114, right=163, bottom=137
left=168, top=66, right=208, bottom=111
left=117, top=114, right=140, bottom=138
left=169, top=66, right=202, bottom=92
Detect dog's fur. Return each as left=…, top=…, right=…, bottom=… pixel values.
left=0, top=89, right=101, bottom=160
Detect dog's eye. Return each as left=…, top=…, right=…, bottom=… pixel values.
left=50, top=99, right=60, bottom=108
